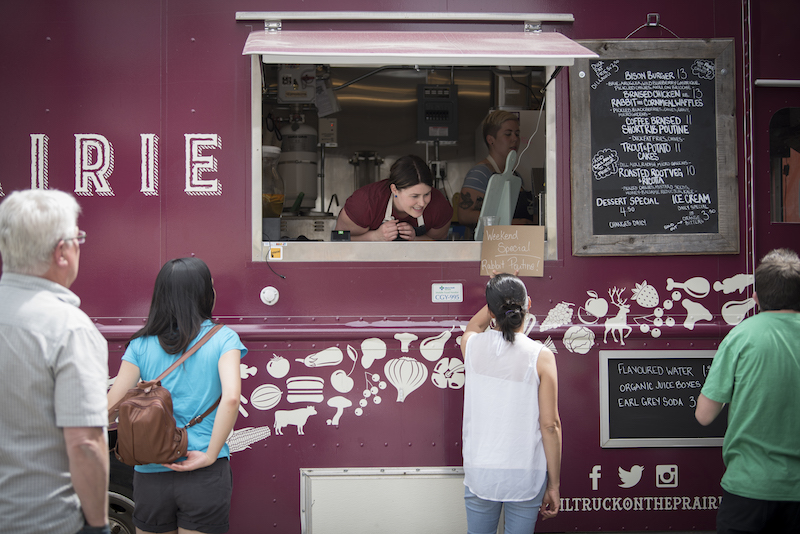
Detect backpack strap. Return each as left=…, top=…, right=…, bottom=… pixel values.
left=108, top=323, right=225, bottom=422
left=185, top=396, right=221, bottom=428
left=155, top=323, right=225, bottom=382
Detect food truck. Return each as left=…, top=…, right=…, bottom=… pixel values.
left=1, top=1, right=798, bottom=532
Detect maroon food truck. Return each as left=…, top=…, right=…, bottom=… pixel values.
left=1, top=1, right=799, bottom=532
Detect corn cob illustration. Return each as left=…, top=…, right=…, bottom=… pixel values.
left=226, top=426, right=271, bottom=453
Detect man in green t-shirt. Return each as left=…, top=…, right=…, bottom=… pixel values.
left=696, top=248, right=800, bottom=534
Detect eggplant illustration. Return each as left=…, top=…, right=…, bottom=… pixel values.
left=296, top=347, right=343, bottom=367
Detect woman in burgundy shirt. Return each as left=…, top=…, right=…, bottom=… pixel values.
left=335, top=155, right=452, bottom=241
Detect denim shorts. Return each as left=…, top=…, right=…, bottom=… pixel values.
left=132, top=459, right=232, bottom=534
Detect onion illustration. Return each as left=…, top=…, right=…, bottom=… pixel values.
left=384, top=357, right=428, bottom=402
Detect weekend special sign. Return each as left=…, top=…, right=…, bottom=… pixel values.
left=480, top=226, right=545, bottom=277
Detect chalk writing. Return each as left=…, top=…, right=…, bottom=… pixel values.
left=590, top=58, right=718, bottom=234
left=606, top=356, right=726, bottom=440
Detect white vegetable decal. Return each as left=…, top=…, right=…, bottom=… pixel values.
left=266, top=354, right=290, bottom=378
left=631, top=281, right=660, bottom=308
left=540, top=302, right=574, bottom=331
left=355, top=372, right=386, bottom=416
left=360, top=338, right=387, bottom=369
left=240, top=364, right=257, bottom=379
left=331, top=369, right=354, bottom=393
left=250, top=383, right=282, bottom=410
left=331, top=345, right=357, bottom=393
left=578, top=290, right=609, bottom=324
left=326, top=396, right=353, bottom=426
left=431, top=358, right=465, bottom=389
left=228, top=270, right=757, bottom=449
left=296, top=347, right=343, bottom=368
left=226, top=426, right=271, bottom=453
left=563, top=325, right=595, bottom=354
left=394, top=332, right=418, bottom=353
left=384, top=357, right=428, bottom=402
left=420, top=330, right=451, bottom=361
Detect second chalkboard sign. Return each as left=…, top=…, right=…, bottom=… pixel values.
left=599, top=350, right=727, bottom=448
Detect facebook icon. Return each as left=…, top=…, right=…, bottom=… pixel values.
left=589, top=465, right=602, bottom=490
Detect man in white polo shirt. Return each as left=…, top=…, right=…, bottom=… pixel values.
left=0, top=189, right=110, bottom=534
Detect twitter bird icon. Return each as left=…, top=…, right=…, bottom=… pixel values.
left=618, top=465, right=644, bottom=488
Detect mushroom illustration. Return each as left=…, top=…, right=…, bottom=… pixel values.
left=394, top=332, right=418, bottom=353
left=326, top=396, right=353, bottom=426
left=361, top=338, right=387, bottom=369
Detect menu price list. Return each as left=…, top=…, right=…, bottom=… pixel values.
left=590, top=58, right=719, bottom=236
left=608, top=358, right=726, bottom=440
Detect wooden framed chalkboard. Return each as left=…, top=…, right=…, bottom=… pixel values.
left=570, top=40, right=738, bottom=255
left=600, top=350, right=727, bottom=448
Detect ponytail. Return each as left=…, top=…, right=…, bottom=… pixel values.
left=486, top=274, right=528, bottom=343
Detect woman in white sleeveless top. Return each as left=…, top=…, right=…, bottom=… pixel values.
left=461, top=273, right=562, bottom=533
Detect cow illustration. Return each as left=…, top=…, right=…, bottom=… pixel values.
left=274, top=406, right=317, bottom=436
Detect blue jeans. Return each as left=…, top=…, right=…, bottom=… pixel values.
left=464, top=478, right=547, bottom=534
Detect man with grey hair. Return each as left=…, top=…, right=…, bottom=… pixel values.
left=0, top=189, right=110, bottom=534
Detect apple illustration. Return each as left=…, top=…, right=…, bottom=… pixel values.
left=579, top=291, right=608, bottom=324
left=266, top=354, right=290, bottom=379
left=330, top=369, right=354, bottom=393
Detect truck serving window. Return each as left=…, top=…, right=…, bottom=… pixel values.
left=238, top=13, right=597, bottom=262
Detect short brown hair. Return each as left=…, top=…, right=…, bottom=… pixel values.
left=755, top=248, right=800, bottom=311
left=482, top=110, right=520, bottom=148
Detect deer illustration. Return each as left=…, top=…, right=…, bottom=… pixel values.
left=604, top=287, right=632, bottom=345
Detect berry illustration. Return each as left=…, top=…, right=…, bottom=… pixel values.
left=540, top=302, right=575, bottom=331
left=632, top=281, right=659, bottom=308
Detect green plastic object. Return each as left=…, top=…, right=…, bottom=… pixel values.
left=474, top=150, right=522, bottom=240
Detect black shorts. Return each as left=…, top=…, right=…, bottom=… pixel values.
left=717, top=489, right=800, bottom=534
left=132, top=459, right=232, bottom=534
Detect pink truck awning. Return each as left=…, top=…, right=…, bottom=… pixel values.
left=242, top=30, right=597, bottom=67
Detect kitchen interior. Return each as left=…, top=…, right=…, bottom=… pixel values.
left=259, top=62, right=549, bottom=243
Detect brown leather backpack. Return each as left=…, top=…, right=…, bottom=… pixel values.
left=109, top=324, right=224, bottom=466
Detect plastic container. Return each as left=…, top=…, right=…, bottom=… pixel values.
left=262, top=145, right=284, bottom=218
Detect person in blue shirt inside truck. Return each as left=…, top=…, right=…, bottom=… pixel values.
left=458, top=110, right=536, bottom=227
left=695, top=248, right=800, bottom=534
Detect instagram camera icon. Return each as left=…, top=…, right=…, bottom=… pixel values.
left=655, top=464, right=679, bottom=488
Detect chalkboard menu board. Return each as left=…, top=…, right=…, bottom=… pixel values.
left=600, top=350, right=726, bottom=448
left=570, top=40, right=738, bottom=255
left=591, top=58, right=718, bottom=235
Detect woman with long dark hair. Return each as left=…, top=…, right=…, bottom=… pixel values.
left=460, top=273, right=561, bottom=533
left=334, top=154, right=453, bottom=241
left=107, top=257, right=246, bottom=534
